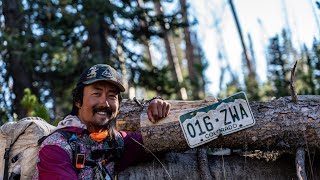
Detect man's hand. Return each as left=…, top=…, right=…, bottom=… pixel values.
left=147, top=98, right=171, bottom=123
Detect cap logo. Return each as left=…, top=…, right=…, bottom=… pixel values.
left=87, top=66, right=98, bottom=79
left=102, top=67, right=113, bottom=78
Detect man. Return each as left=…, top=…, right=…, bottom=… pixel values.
left=33, top=64, right=171, bottom=180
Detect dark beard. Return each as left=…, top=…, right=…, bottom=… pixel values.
left=89, top=106, right=116, bottom=131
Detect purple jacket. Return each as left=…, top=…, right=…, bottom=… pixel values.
left=33, top=115, right=145, bottom=180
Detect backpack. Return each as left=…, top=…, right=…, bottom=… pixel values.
left=0, top=117, right=55, bottom=180
left=0, top=117, right=124, bottom=180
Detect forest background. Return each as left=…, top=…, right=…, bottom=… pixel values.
left=1, top=0, right=320, bottom=125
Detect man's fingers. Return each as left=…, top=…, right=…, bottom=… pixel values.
left=147, top=110, right=154, bottom=122
left=162, top=103, right=167, bottom=118
left=157, top=101, right=163, bottom=119
left=162, top=102, right=170, bottom=117
left=152, top=104, right=159, bottom=121
left=147, top=99, right=171, bottom=122
left=165, top=103, right=171, bottom=116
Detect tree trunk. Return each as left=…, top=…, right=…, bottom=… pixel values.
left=3, top=0, right=34, bottom=119
left=136, top=0, right=154, bottom=68
left=228, top=0, right=254, bottom=76
left=179, top=0, right=204, bottom=99
left=154, top=1, right=187, bottom=100
left=83, top=3, right=110, bottom=63
left=228, top=0, right=259, bottom=99
left=117, top=95, right=320, bottom=153
left=115, top=32, right=129, bottom=96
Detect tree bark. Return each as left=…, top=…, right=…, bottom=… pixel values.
left=197, top=148, right=214, bottom=180
left=296, top=147, right=307, bottom=180
left=83, top=2, right=110, bottom=63
left=154, top=1, right=187, bottom=100
left=3, top=0, right=34, bottom=119
left=117, top=95, right=320, bottom=153
left=136, top=0, right=154, bottom=69
left=179, top=0, right=204, bottom=99
left=114, top=27, right=129, bottom=97
left=228, top=0, right=254, bottom=76
left=228, top=0, right=259, bottom=99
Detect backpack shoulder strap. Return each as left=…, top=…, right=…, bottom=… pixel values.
left=111, top=131, right=125, bottom=161
left=38, top=129, right=75, bottom=144
left=114, top=131, right=124, bottom=150
left=55, top=130, right=79, bottom=168
left=55, top=129, right=74, bottom=141
left=38, top=129, right=79, bottom=169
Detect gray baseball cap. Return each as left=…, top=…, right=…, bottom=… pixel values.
left=77, top=64, right=125, bottom=92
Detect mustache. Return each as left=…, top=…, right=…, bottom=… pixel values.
left=92, top=106, right=113, bottom=116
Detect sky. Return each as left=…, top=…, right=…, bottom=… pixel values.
left=190, top=0, right=320, bottom=96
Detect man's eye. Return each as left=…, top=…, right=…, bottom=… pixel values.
left=93, top=92, right=100, bottom=96
left=109, top=95, right=117, bottom=99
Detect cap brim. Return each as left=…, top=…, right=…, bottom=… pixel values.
left=82, top=79, right=125, bottom=92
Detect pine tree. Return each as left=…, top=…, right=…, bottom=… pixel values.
left=266, top=31, right=292, bottom=97
left=1, top=0, right=189, bottom=120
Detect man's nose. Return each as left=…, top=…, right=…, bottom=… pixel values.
left=98, top=95, right=110, bottom=107
left=105, top=100, right=110, bottom=107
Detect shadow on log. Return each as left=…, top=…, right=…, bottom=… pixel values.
left=118, top=152, right=320, bottom=180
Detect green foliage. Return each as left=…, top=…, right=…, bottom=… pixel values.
left=0, top=0, right=210, bottom=122
left=217, top=29, right=320, bottom=101
left=295, top=46, right=316, bottom=95
left=266, top=30, right=292, bottom=98
left=136, top=66, right=179, bottom=99
left=263, top=30, right=320, bottom=99
left=218, top=79, right=242, bottom=98
left=244, top=75, right=259, bottom=100
left=1, top=0, right=194, bottom=119
left=258, top=81, right=275, bottom=101
left=313, top=40, right=320, bottom=94
left=21, top=88, right=49, bottom=121
left=2, top=0, right=319, bottom=122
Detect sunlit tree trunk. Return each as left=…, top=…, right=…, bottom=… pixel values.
left=154, top=0, right=187, bottom=100
left=136, top=0, right=154, bottom=69
left=179, top=0, right=204, bottom=99
left=3, top=0, right=34, bottom=119
left=116, top=38, right=129, bottom=96
left=168, top=33, right=188, bottom=100
left=228, top=0, right=259, bottom=100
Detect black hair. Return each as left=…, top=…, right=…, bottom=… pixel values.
left=70, top=85, right=85, bottom=116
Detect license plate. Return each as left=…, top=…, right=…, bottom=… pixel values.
left=179, top=92, right=255, bottom=148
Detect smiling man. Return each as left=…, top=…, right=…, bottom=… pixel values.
left=78, top=81, right=120, bottom=132
left=33, top=64, right=170, bottom=180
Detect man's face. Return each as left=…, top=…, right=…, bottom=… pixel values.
left=76, top=81, right=120, bottom=132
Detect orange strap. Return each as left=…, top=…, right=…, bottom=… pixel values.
left=89, top=130, right=108, bottom=142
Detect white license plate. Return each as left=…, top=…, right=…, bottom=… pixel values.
left=179, top=92, right=255, bottom=148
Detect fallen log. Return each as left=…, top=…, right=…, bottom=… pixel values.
left=118, top=152, right=319, bottom=180
left=117, top=95, right=320, bottom=153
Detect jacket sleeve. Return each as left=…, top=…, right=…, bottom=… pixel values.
left=116, top=131, right=145, bottom=172
left=36, top=145, right=78, bottom=180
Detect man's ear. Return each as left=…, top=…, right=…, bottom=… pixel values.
left=75, top=101, right=81, bottom=109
